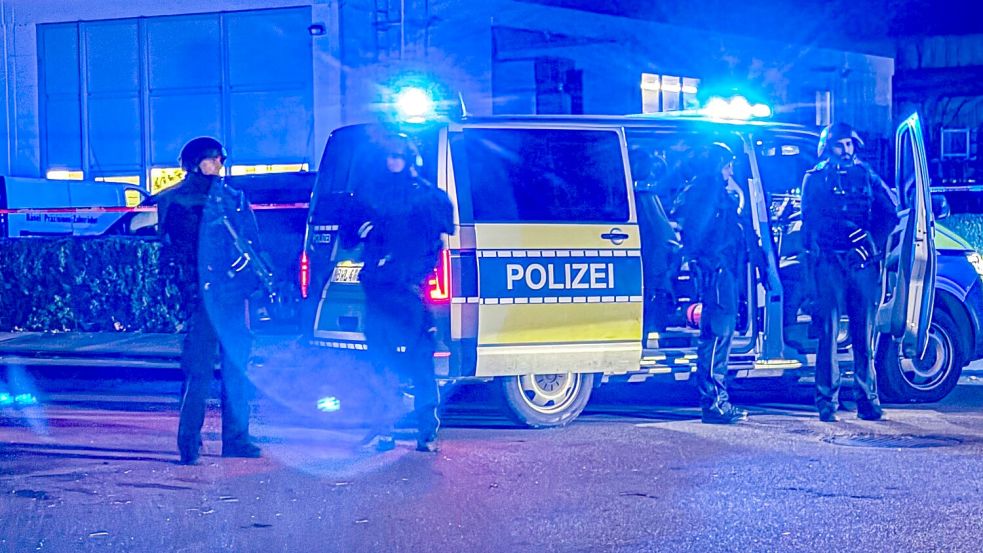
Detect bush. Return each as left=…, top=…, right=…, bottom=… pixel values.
left=0, top=237, right=189, bottom=332
left=944, top=214, right=983, bottom=252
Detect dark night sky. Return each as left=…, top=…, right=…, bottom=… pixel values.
left=522, top=0, right=983, bottom=54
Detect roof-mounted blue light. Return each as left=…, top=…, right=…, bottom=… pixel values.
left=394, top=86, right=436, bottom=124
left=701, top=95, right=772, bottom=120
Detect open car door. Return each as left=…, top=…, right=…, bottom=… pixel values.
left=876, top=113, right=936, bottom=359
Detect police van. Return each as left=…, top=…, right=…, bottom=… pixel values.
left=300, top=106, right=982, bottom=427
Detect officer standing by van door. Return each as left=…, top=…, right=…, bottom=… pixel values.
left=344, top=135, right=454, bottom=453
left=629, top=147, right=680, bottom=334
left=801, top=123, right=899, bottom=422
left=674, top=142, right=766, bottom=424
left=158, top=137, right=264, bottom=464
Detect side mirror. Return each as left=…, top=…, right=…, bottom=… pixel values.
left=931, top=192, right=951, bottom=220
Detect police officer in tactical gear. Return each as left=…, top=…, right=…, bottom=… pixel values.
left=158, top=136, right=264, bottom=464
left=344, top=134, right=454, bottom=453
left=801, top=122, right=899, bottom=422
left=674, top=142, right=767, bottom=424
left=630, top=147, right=680, bottom=334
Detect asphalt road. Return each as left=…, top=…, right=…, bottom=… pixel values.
left=1, top=363, right=982, bottom=552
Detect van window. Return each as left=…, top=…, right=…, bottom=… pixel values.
left=625, top=131, right=750, bottom=214
left=453, top=128, right=628, bottom=223
left=755, top=135, right=818, bottom=198
left=310, top=125, right=438, bottom=221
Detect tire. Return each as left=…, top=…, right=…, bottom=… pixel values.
left=877, top=309, right=965, bottom=403
left=499, top=372, right=595, bottom=428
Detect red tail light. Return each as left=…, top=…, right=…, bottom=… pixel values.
left=299, top=250, right=310, bottom=299
left=426, top=249, right=451, bottom=303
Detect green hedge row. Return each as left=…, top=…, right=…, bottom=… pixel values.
left=944, top=214, right=983, bottom=253
left=3, top=215, right=983, bottom=334
left=0, top=237, right=190, bottom=333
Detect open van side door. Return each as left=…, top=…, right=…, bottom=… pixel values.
left=876, top=113, right=936, bottom=358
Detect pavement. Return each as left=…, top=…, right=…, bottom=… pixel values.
left=3, top=377, right=983, bottom=552
left=0, top=331, right=183, bottom=369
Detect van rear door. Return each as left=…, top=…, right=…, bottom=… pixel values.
left=448, top=125, right=643, bottom=377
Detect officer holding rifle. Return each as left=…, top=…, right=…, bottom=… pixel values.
left=158, top=136, right=271, bottom=464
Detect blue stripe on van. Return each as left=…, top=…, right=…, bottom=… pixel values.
left=479, top=253, right=642, bottom=299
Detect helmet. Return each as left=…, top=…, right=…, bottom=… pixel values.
left=179, top=137, right=227, bottom=173
left=681, top=142, right=735, bottom=182
left=707, top=142, right=736, bottom=173
left=378, top=133, right=422, bottom=172
left=817, top=123, right=864, bottom=158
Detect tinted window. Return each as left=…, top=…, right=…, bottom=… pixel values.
left=310, top=125, right=438, bottom=221
left=453, top=128, right=628, bottom=223
left=755, top=136, right=818, bottom=198
left=625, top=130, right=750, bottom=214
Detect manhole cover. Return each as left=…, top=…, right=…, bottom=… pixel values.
left=823, top=434, right=962, bottom=449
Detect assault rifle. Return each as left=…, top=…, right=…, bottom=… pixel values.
left=222, top=216, right=277, bottom=300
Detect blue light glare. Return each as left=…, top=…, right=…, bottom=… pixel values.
left=14, top=393, right=38, bottom=406
left=0, top=392, right=12, bottom=406
left=317, top=396, right=342, bottom=413
left=394, top=87, right=436, bottom=123
left=701, top=95, right=772, bottom=120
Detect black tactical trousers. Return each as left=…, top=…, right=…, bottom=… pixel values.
left=695, top=263, right=739, bottom=412
left=177, top=297, right=252, bottom=458
left=813, top=253, right=881, bottom=412
left=362, top=283, right=440, bottom=440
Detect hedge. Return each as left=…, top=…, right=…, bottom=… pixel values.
left=944, top=214, right=983, bottom=253
left=4, top=215, right=983, bottom=334
left=0, top=237, right=189, bottom=333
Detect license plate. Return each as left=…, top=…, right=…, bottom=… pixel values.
left=331, top=265, right=362, bottom=284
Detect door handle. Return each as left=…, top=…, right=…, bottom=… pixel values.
left=601, top=229, right=630, bottom=244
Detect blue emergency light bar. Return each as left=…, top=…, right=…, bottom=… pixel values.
left=701, top=95, right=772, bottom=120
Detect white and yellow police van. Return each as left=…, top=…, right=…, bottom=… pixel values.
left=300, top=98, right=974, bottom=427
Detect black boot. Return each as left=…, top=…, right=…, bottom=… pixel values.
left=701, top=405, right=749, bottom=425
left=222, top=441, right=262, bottom=458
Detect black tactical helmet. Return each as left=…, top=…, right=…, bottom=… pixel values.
left=704, top=142, right=736, bottom=175
left=681, top=141, right=735, bottom=182
left=179, top=137, right=227, bottom=173
left=817, top=123, right=864, bottom=158
left=379, top=133, right=422, bottom=171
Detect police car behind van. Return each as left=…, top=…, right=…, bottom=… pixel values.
left=300, top=111, right=975, bottom=427
left=0, top=176, right=148, bottom=237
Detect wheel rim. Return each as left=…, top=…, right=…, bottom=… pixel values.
left=514, top=373, right=584, bottom=415
left=898, top=321, right=953, bottom=391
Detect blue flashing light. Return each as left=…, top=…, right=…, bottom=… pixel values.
left=14, top=393, right=38, bottom=406
left=394, top=87, right=436, bottom=124
left=317, top=396, right=342, bottom=413
left=701, top=95, right=772, bottom=121
left=0, top=392, right=13, bottom=406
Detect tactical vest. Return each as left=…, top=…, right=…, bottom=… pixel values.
left=815, top=163, right=873, bottom=248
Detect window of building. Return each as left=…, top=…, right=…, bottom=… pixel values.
left=46, top=170, right=84, bottom=180
left=95, top=176, right=141, bottom=185
left=228, top=163, right=310, bottom=176
left=150, top=168, right=185, bottom=195
left=641, top=73, right=700, bottom=114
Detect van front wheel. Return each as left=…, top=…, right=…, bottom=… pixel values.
left=877, top=309, right=964, bottom=403
left=499, top=372, right=595, bottom=428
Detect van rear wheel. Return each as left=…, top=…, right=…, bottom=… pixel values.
left=499, top=372, right=594, bottom=428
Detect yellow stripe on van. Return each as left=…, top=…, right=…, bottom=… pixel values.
left=477, top=303, right=641, bottom=344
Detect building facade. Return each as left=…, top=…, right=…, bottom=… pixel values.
left=895, top=33, right=983, bottom=189
left=0, top=0, right=894, bottom=191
